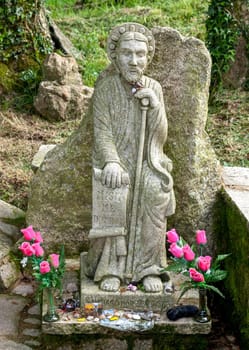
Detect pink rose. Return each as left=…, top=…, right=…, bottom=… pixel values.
left=169, top=243, right=184, bottom=258
left=197, top=256, right=212, bottom=272
left=40, top=261, right=50, bottom=274
left=189, top=268, right=205, bottom=282
left=49, top=254, right=60, bottom=268
left=19, top=242, right=35, bottom=256
left=166, top=229, right=179, bottom=243
left=32, top=243, right=44, bottom=257
left=34, top=231, right=43, bottom=243
left=182, top=244, right=195, bottom=261
left=196, top=230, right=207, bottom=245
left=21, top=225, right=36, bottom=241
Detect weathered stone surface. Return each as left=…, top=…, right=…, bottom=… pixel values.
left=0, top=199, right=25, bottom=242
left=34, top=53, right=93, bottom=121
left=218, top=166, right=249, bottom=347
left=0, top=295, right=27, bottom=336
left=28, top=304, right=40, bottom=316
left=0, top=200, right=24, bottom=290
left=22, top=328, right=41, bottom=337
left=133, top=339, right=153, bottom=350
left=27, top=27, right=221, bottom=254
left=0, top=338, right=32, bottom=350
left=49, top=20, right=83, bottom=60
left=149, top=27, right=221, bottom=249
left=34, top=81, right=85, bottom=121
left=12, top=281, right=35, bottom=297
left=42, top=53, right=82, bottom=85
left=0, top=255, right=20, bottom=290
left=32, top=144, right=56, bottom=172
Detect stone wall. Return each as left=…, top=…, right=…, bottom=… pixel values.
left=217, top=167, right=249, bottom=348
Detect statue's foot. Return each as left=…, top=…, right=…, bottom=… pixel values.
left=143, top=276, right=163, bottom=293
left=99, top=276, right=120, bottom=292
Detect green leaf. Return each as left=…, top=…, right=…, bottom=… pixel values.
left=205, top=284, right=225, bottom=298
left=216, top=253, right=231, bottom=262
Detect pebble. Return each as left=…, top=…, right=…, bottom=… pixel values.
left=28, top=304, right=40, bottom=316
left=87, top=316, right=94, bottom=321
left=132, top=314, right=141, bottom=320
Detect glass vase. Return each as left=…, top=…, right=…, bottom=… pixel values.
left=43, top=288, right=59, bottom=322
left=195, top=287, right=210, bottom=323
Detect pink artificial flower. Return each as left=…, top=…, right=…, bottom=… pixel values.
left=182, top=244, right=195, bottom=261
left=127, top=284, right=137, bottom=292
left=189, top=268, right=205, bottom=282
left=166, top=228, right=179, bottom=243
left=21, top=225, right=36, bottom=241
left=40, top=261, right=51, bottom=274
left=169, top=242, right=184, bottom=258
left=19, top=242, right=35, bottom=256
left=196, top=230, right=207, bottom=245
left=34, top=231, right=43, bottom=243
left=49, top=254, right=60, bottom=268
left=32, top=243, right=44, bottom=257
left=197, top=256, right=212, bottom=272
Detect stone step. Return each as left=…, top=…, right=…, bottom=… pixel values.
left=41, top=257, right=211, bottom=336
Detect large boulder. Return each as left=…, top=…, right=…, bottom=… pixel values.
left=27, top=27, right=221, bottom=255
left=149, top=27, right=221, bottom=249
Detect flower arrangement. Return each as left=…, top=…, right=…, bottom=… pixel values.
left=164, top=228, right=229, bottom=300
left=18, top=225, right=65, bottom=296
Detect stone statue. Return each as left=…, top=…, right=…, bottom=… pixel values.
left=84, top=23, right=175, bottom=293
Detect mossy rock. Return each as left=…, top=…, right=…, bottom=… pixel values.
left=0, top=63, right=15, bottom=92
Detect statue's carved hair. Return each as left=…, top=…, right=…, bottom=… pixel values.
left=107, top=22, right=155, bottom=64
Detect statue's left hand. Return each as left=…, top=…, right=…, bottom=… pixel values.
left=134, top=88, right=160, bottom=109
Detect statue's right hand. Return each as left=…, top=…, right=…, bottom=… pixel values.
left=102, top=162, right=129, bottom=188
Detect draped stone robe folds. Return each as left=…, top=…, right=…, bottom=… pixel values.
left=85, top=69, right=175, bottom=284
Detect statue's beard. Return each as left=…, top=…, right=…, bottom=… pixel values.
left=119, top=67, right=144, bottom=84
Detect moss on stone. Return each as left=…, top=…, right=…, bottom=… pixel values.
left=0, top=63, right=15, bottom=92
left=215, top=189, right=249, bottom=347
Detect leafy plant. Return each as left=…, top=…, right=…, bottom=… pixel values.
left=206, top=0, right=240, bottom=92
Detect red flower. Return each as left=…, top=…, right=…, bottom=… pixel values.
left=182, top=244, right=195, bottom=261
left=21, top=226, right=36, bottom=241
left=197, top=256, right=212, bottom=272
left=166, top=229, right=179, bottom=243
left=40, top=261, right=50, bottom=274
left=189, top=268, right=205, bottom=282
left=19, top=242, right=35, bottom=256
left=196, top=230, right=207, bottom=245
left=169, top=243, right=184, bottom=258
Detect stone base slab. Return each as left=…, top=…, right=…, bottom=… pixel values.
left=41, top=256, right=211, bottom=335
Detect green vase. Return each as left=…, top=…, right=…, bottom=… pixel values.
left=43, top=288, right=59, bottom=322
left=195, top=287, right=210, bottom=323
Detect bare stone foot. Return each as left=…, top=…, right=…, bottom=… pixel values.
left=99, top=276, right=120, bottom=292
left=143, top=276, right=163, bottom=293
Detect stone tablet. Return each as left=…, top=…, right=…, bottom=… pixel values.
left=89, top=168, right=129, bottom=239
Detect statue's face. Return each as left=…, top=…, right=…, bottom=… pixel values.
left=116, top=39, right=148, bottom=83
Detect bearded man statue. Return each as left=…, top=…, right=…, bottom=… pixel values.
left=84, top=23, right=175, bottom=293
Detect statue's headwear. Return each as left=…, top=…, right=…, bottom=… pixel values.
left=107, top=23, right=155, bottom=64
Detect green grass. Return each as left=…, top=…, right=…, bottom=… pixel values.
left=45, top=0, right=209, bottom=86
left=44, top=0, right=248, bottom=168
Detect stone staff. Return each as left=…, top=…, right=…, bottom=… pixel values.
left=126, top=97, right=150, bottom=279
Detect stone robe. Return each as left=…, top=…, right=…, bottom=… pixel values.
left=85, top=68, right=175, bottom=283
